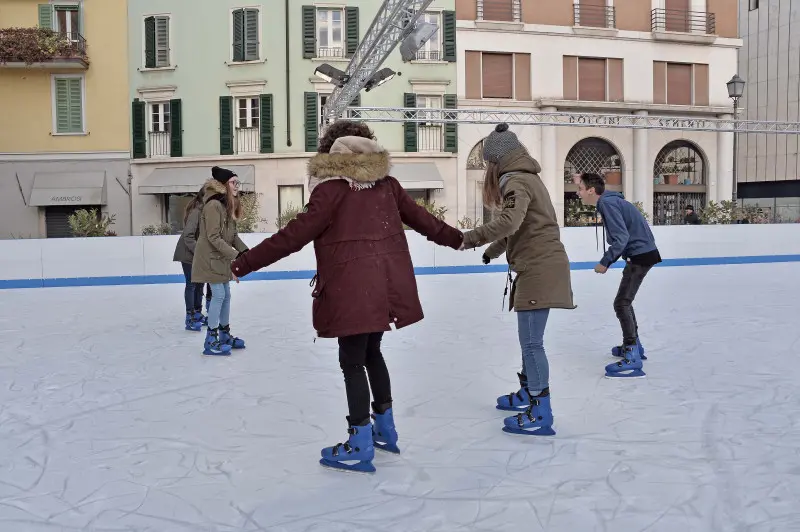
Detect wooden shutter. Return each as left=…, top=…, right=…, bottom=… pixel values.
left=155, top=17, right=169, bottom=67
left=55, top=78, right=82, bottom=133
left=345, top=7, right=359, bottom=58
left=653, top=61, right=666, bottom=104
left=443, top=11, right=456, bottom=62
left=245, top=9, right=259, bottom=61
left=563, top=56, right=578, bottom=100
left=481, top=53, right=513, bottom=98
left=404, top=93, right=417, bottom=152
left=302, top=6, right=316, bottom=58
left=666, top=63, right=692, bottom=105
left=38, top=4, right=53, bottom=29
left=144, top=16, right=156, bottom=68
left=483, top=0, right=513, bottom=21
left=465, top=51, right=482, bottom=99
left=579, top=0, right=606, bottom=27
left=68, top=78, right=82, bottom=132
left=232, top=9, right=245, bottom=62
left=219, top=96, right=234, bottom=155
left=169, top=99, right=182, bottom=157
left=55, top=79, right=70, bottom=133
left=444, top=94, right=458, bottom=153
left=607, top=58, right=624, bottom=102
left=132, top=99, right=146, bottom=159
left=578, top=58, right=606, bottom=101
left=665, top=0, right=690, bottom=32
left=260, top=94, right=274, bottom=153
left=514, top=53, right=531, bottom=101
left=304, top=92, right=318, bottom=152
left=693, top=64, right=709, bottom=106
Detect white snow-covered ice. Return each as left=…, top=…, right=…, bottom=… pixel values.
left=1, top=262, right=799, bottom=532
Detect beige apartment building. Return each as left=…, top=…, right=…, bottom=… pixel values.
left=455, top=0, right=741, bottom=225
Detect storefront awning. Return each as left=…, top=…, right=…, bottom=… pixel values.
left=388, top=163, right=445, bottom=190
left=138, top=165, right=255, bottom=194
left=28, top=171, right=107, bottom=206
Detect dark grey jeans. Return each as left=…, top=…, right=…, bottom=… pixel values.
left=613, top=262, right=653, bottom=346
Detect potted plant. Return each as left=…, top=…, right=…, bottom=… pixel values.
left=661, top=157, right=680, bottom=185
left=602, top=155, right=622, bottom=185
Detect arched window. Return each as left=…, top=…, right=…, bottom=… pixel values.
left=563, top=137, right=623, bottom=226
left=652, top=140, right=707, bottom=225
left=467, top=139, right=486, bottom=170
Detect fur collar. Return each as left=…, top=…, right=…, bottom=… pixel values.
left=306, top=151, right=391, bottom=193
left=202, top=178, right=228, bottom=203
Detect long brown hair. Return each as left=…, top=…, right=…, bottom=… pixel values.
left=225, top=185, right=243, bottom=221
left=482, top=161, right=503, bottom=209
left=183, top=188, right=204, bottom=224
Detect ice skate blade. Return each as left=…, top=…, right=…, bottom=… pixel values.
left=604, top=369, right=646, bottom=378
left=613, top=353, right=647, bottom=360
left=202, top=349, right=232, bottom=356
left=502, top=425, right=556, bottom=436
left=319, top=458, right=376, bottom=474
left=374, top=442, right=400, bottom=454
left=496, top=404, right=528, bottom=412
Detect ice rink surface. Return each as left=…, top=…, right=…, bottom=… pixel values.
left=1, top=262, right=800, bottom=532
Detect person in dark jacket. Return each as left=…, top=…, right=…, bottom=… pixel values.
left=577, top=173, right=661, bottom=378
left=230, top=120, right=464, bottom=473
left=173, top=187, right=210, bottom=331
left=684, top=205, right=701, bottom=225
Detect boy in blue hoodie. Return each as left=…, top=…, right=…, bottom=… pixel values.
left=577, top=173, right=661, bottom=378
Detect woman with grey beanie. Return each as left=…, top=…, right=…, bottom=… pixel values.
left=461, top=123, right=575, bottom=437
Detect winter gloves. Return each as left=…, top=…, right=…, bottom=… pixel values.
left=482, top=254, right=491, bottom=265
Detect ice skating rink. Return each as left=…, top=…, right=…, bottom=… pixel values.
left=1, top=262, right=799, bottom=532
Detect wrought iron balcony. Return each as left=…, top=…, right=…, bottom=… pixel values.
left=574, top=4, right=616, bottom=29
left=0, top=28, right=88, bottom=69
left=651, top=8, right=715, bottom=34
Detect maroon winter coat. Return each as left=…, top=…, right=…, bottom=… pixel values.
left=231, top=136, right=463, bottom=338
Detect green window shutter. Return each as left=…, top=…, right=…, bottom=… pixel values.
left=38, top=4, right=53, bottom=29
left=443, top=10, right=456, bottom=62
left=219, top=96, right=234, bottom=155
left=169, top=98, right=183, bottom=157
left=403, top=93, right=417, bottom=153
left=55, top=79, right=70, bottom=133
left=67, top=78, right=82, bottom=133
left=245, top=9, right=259, bottom=61
left=260, top=94, right=274, bottom=153
left=302, top=5, right=316, bottom=59
left=304, top=92, right=318, bottom=152
left=444, top=94, right=458, bottom=153
left=345, top=7, right=359, bottom=58
left=232, top=9, right=244, bottom=62
left=132, top=99, right=147, bottom=159
left=144, top=16, right=156, bottom=68
left=348, top=93, right=361, bottom=119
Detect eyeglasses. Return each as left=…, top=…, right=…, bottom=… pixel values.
left=229, top=180, right=240, bottom=188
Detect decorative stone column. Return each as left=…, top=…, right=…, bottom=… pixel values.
left=540, top=106, right=561, bottom=225
left=716, top=113, right=734, bottom=203
left=632, top=110, right=651, bottom=219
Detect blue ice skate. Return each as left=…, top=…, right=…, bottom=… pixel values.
left=496, top=372, right=531, bottom=411
left=371, top=404, right=400, bottom=454
left=185, top=311, right=202, bottom=332
left=193, top=309, right=208, bottom=326
left=605, top=344, right=646, bottom=378
left=502, top=390, right=556, bottom=436
left=219, top=325, right=245, bottom=349
left=320, top=419, right=376, bottom=474
left=203, top=328, right=232, bottom=356
left=612, top=337, right=647, bottom=360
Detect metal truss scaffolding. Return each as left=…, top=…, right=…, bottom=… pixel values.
left=345, top=107, right=800, bottom=134
left=322, top=0, right=436, bottom=122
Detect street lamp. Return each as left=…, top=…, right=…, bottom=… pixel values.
left=726, top=74, right=745, bottom=203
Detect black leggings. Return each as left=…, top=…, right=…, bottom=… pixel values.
left=181, top=262, right=213, bottom=312
left=614, top=262, right=653, bottom=345
left=338, top=332, right=392, bottom=427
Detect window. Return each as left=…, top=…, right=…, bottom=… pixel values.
left=278, top=185, right=305, bottom=218
left=749, top=0, right=759, bottom=9
left=54, top=5, right=79, bottom=41
left=165, top=194, right=193, bottom=232
left=653, top=62, right=708, bottom=106
left=481, top=0, right=515, bottom=22
left=53, top=76, right=83, bottom=134
left=236, top=97, right=260, bottom=154
left=416, top=95, right=443, bottom=152
left=237, top=97, right=260, bottom=129
left=150, top=102, right=171, bottom=133
left=148, top=102, right=170, bottom=157
left=481, top=53, right=513, bottom=98
left=318, top=93, right=332, bottom=126
left=563, top=57, right=624, bottom=102
left=415, top=12, right=442, bottom=61
left=232, top=8, right=260, bottom=62
left=406, top=189, right=431, bottom=204
left=144, top=15, right=170, bottom=68
left=317, top=8, right=344, bottom=58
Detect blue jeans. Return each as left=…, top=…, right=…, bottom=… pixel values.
left=517, top=309, right=550, bottom=393
left=207, top=282, right=231, bottom=330
left=181, top=262, right=205, bottom=312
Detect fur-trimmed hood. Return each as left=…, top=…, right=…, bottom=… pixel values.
left=202, top=178, right=228, bottom=203
left=307, top=136, right=391, bottom=193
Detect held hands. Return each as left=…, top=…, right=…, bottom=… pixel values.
left=594, top=264, right=608, bottom=274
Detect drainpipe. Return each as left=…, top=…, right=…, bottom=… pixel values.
left=285, top=0, right=292, bottom=147
left=127, top=170, right=133, bottom=236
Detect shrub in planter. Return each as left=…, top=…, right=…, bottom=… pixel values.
left=68, top=209, right=115, bottom=237
left=141, top=223, right=173, bottom=236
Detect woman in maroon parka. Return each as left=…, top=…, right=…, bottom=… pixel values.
left=230, top=121, right=463, bottom=473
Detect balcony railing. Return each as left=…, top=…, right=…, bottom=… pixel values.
left=0, top=28, right=88, bottom=68
left=316, top=46, right=344, bottom=58
left=418, top=124, right=444, bottom=152
left=236, top=127, right=260, bottom=154
left=415, top=50, right=442, bottom=61
left=651, top=8, right=715, bottom=34
left=574, top=4, right=616, bottom=29
left=148, top=131, right=170, bottom=158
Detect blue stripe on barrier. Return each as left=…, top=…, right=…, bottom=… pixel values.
left=1, top=254, right=799, bottom=290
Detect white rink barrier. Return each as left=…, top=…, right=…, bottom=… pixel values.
left=1, top=224, right=800, bottom=289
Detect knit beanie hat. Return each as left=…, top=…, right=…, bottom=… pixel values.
left=482, top=123, right=524, bottom=164
left=211, top=166, right=236, bottom=184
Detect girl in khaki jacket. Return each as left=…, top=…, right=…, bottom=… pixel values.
left=191, top=167, right=249, bottom=356
left=461, top=123, right=574, bottom=437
